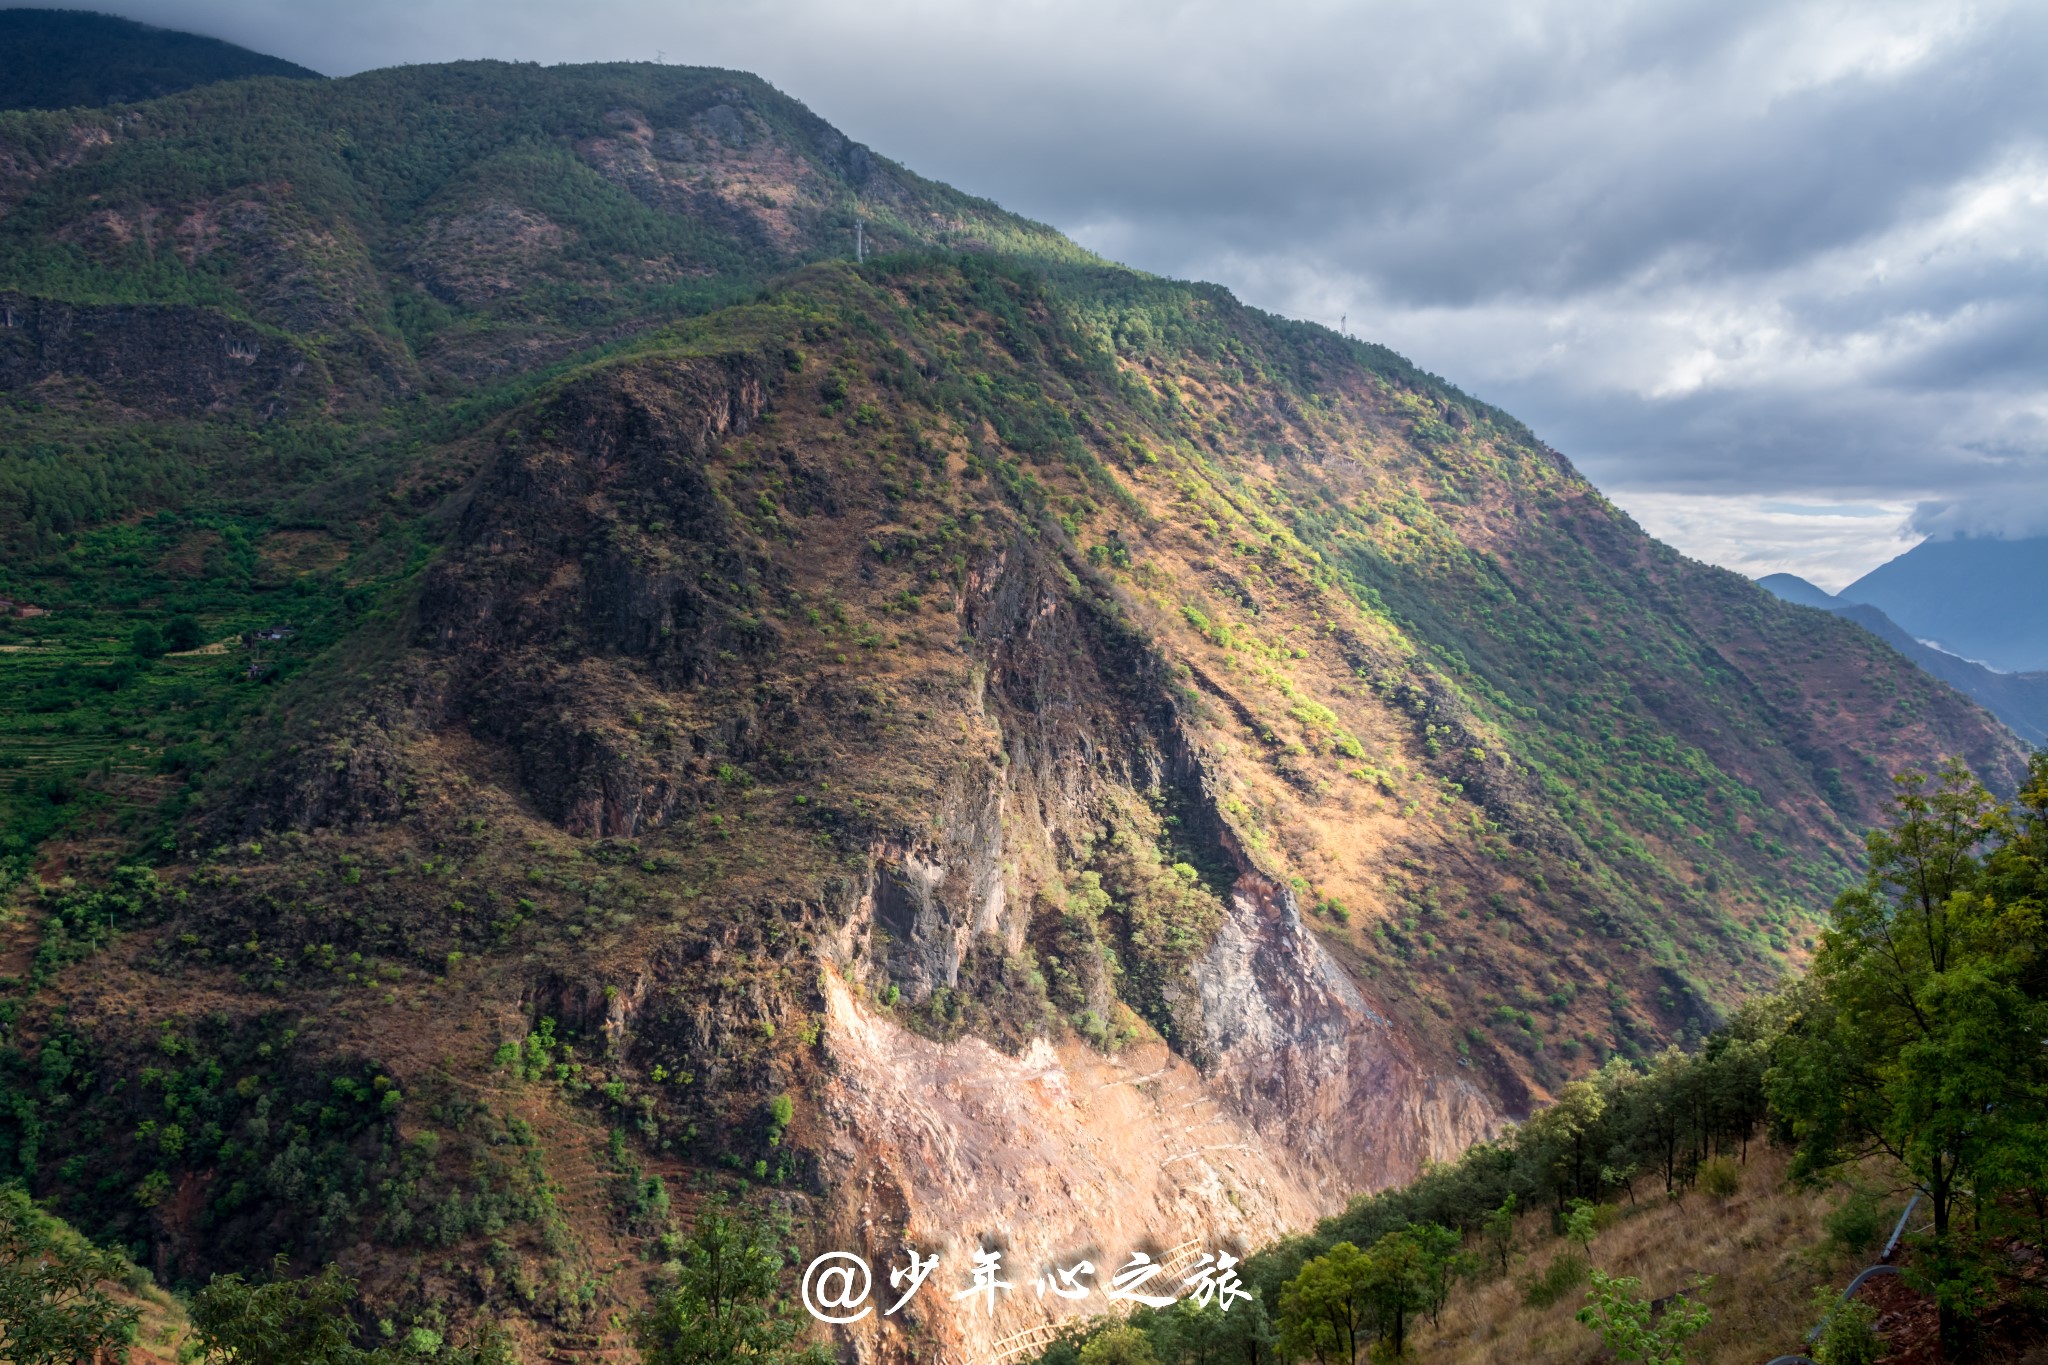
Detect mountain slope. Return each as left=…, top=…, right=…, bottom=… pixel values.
left=1758, top=573, right=2048, bottom=745
left=1841, top=534, right=2048, bottom=672
left=0, top=8, right=321, bottom=111
left=0, top=59, right=2029, bottom=1360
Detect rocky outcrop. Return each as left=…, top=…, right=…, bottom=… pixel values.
left=0, top=290, right=310, bottom=416
left=813, top=972, right=1325, bottom=1365
left=1194, top=874, right=1496, bottom=1201
left=415, top=352, right=780, bottom=836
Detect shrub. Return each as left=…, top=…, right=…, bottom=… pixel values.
left=1824, top=1187, right=1885, bottom=1259
left=1564, top=1198, right=1597, bottom=1258
left=1812, top=1287, right=1884, bottom=1365
left=1576, top=1268, right=1712, bottom=1364
left=0, top=1185, right=139, bottom=1363
left=1699, top=1156, right=1740, bottom=1200
left=1078, top=1326, right=1157, bottom=1365
left=128, top=623, right=163, bottom=658
left=1522, top=1251, right=1586, bottom=1308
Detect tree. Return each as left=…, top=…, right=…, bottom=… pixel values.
left=1278, top=1241, right=1371, bottom=1364
left=0, top=1185, right=139, bottom=1365
left=1403, top=1223, right=1465, bottom=1328
left=128, top=622, right=163, bottom=658
left=1158, top=1295, right=1278, bottom=1365
left=1574, top=1269, right=1711, bottom=1365
left=190, top=1258, right=516, bottom=1364
left=1483, top=1194, right=1516, bottom=1277
left=1769, top=760, right=2048, bottom=1357
left=632, top=1196, right=829, bottom=1365
left=1078, top=1325, right=1158, bottom=1365
left=1563, top=1199, right=1597, bottom=1262
left=163, top=614, right=203, bottom=652
left=1359, top=1226, right=1438, bottom=1358
left=1520, top=1079, right=1606, bottom=1208
left=190, top=1259, right=366, bottom=1364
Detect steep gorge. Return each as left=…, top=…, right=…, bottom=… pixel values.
left=0, top=60, right=2028, bottom=1362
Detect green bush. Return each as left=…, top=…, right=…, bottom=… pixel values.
left=1521, top=1251, right=1586, bottom=1308
left=0, top=1185, right=139, bottom=1365
left=1576, top=1268, right=1712, bottom=1364
left=1698, top=1156, right=1740, bottom=1200
left=163, top=616, right=204, bottom=652
left=1813, top=1291, right=1883, bottom=1365
left=1823, top=1187, right=1885, bottom=1259
left=1078, top=1326, right=1157, bottom=1365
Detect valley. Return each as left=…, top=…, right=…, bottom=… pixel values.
left=0, top=50, right=2033, bottom=1363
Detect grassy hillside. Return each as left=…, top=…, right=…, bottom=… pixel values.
left=0, top=58, right=2029, bottom=1353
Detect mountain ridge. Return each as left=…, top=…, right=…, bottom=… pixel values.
left=0, top=8, right=322, bottom=112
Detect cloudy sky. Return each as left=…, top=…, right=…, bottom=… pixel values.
left=56, top=0, right=2048, bottom=589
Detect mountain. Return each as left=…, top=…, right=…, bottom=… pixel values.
left=0, top=8, right=322, bottom=111
left=1840, top=534, right=2048, bottom=673
left=1758, top=573, right=2048, bottom=745
left=1754, top=571, right=1837, bottom=609
left=1833, top=602, right=2048, bottom=747
left=0, top=57, right=2028, bottom=1359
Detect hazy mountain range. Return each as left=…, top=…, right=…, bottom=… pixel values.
left=1761, top=551, right=2048, bottom=746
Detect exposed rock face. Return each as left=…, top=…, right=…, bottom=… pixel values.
left=813, top=847, right=1496, bottom=1361
left=415, top=353, right=778, bottom=836
left=0, top=290, right=310, bottom=416
left=815, top=972, right=1329, bottom=1364
left=1194, top=875, right=1496, bottom=1201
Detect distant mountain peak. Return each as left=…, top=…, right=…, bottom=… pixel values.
left=1841, top=534, right=2048, bottom=674
left=1756, top=573, right=1838, bottom=609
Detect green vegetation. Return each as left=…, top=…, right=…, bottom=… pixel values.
left=0, top=1183, right=138, bottom=1364
left=1276, top=1227, right=1459, bottom=1360
left=1575, top=1268, right=1711, bottom=1365
left=191, top=1257, right=516, bottom=1364
left=1771, top=757, right=2048, bottom=1354
left=631, top=1196, right=829, bottom=1365
left=1810, top=1285, right=1885, bottom=1365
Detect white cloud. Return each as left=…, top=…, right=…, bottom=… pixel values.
left=1606, top=492, right=1921, bottom=591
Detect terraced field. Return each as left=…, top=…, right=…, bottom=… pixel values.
left=0, top=509, right=389, bottom=884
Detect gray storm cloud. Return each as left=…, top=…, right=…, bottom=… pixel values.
left=38, top=0, right=2048, bottom=578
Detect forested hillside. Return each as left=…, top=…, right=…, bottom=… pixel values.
left=0, top=55, right=2029, bottom=1361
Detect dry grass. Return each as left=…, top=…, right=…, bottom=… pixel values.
left=1416, top=1143, right=1884, bottom=1364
